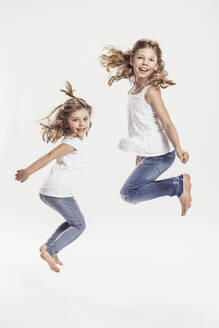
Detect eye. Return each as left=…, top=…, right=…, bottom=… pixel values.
left=84, top=117, right=89, bottom=121
left=72, top=118, right=78, bottom=122
left=137, top=56, right=143, bottom=59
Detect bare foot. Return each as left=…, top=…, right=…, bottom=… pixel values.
left=40, top=250, right=60, bottom=272
left=39, top=244, right=63, bottom=266
left=179, top=174, right=192, bottom=216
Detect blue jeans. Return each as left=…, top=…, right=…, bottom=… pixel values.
left=120, top=150, right=183, bottom=204
left=39, top=194, right=86, bottom=257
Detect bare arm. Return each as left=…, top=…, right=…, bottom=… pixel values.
left=145, top=86, right=189, bottom=163
left=136, top=155, right=143, bottom=166
left=15, top=143, right=75, bottom=183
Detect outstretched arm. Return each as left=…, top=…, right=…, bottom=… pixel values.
left=146, top=86, right=189, bottom=164
left=15, top=143, right=75, bottom=183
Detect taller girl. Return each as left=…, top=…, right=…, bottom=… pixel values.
left=100, top=39, right=192, bottom=216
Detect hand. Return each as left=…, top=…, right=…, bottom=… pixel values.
left=15, top=169, right=30, bottom=183
left=136, top=156, right=143, bottom=166
left=176, top=149, right=189, bottom=164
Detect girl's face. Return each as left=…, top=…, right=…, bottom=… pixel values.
left=130, top=47, right=158, bottom=81
left=67, top=108, right=90, bottom=139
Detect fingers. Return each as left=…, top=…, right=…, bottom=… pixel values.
left=15, top=173, right=20, bottom=181
left=184, top=152, right=189, bottom=162
left=15, top=175, right=23, bottom=182
left=178, top=154, right=184, bottom=162
left=174, top=150, right=189, bottom=164
left=15, top=170, right=25, bottom=182
left=182, top=152, right=189, bottom=164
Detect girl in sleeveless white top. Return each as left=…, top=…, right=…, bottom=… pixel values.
left=119, top=85, right=174, bottom=156
left=100, top=39, right=192, bottom=216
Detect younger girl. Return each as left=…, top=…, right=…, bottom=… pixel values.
left=100, top=39, right=192, bottom=216
left=15, top=82, right=92, bottom=272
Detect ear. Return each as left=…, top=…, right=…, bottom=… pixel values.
left=130, top=56, right=133, bottom=67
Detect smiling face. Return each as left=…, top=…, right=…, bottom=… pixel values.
left=67, top=108, right=90, bottom=139
left=130, top=47, right=158, bottom=82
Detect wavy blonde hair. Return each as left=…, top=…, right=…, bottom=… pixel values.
left=99, top=39, right=175, bottom=88
left=40, top=81, right=92, bottom=143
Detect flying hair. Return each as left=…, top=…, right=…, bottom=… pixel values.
left=40, top=81, right=92, bottom=143
left=60, top=80, right=75, bottom=98
left=99, top=39, right=175, bottom=88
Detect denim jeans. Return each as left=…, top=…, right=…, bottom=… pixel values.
left=39, top=194, right=86, bottom=257
left=120, top=150, right=183, bottom=204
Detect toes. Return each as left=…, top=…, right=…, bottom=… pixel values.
left=50, top=264, right=60, bottom=272
left=41, top=251, right=60, bottom=272
left=39, top=244, right=47, bottom=252
left=53, top=266, right=60, bottom=273
left=53, top=264, right=60, bottom=272
left=40, top=252, right=45, bottom=260
left=55, top=255, right=63, bottom=266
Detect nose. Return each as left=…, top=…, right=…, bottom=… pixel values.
left=143, top=58, right=149, bottom=65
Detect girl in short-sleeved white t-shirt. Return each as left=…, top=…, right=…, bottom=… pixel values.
left=40, top=135, right=87, bottom=198
left=16, top=82, right=92, bottom=273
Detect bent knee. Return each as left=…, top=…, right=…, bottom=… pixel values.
left=79, top=214, right=86, bottom=232
left=69, top=214, right=86, bottom=233
left=77, top=217, right=86, bottom=233
left=81, top=220, right=86, bottom=232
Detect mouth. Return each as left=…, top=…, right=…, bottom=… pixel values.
left=76, top=128, right=86, bottom=133
left=138, top=67, right=149, bottom=73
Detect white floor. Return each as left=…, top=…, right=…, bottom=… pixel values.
left=1, top=211, right=219, bottom=328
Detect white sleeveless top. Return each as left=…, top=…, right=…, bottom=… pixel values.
left=118, top=85, right=174, bottom=157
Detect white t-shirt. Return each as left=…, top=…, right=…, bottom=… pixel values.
left=118, top=85, right=174, bottom=156
left=39, top=136, right=86, bottom=197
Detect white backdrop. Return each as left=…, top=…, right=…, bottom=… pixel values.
left=1, top=0, right=219, bottom=327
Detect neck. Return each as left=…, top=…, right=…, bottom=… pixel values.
left=134, top=77, right=149, bottom=89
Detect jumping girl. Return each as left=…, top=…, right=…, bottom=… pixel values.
left=15, top=82, right=92, bottom=272
left=100, top=39, right=192, bottom=216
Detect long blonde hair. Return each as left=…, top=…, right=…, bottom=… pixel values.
left=40, top=81, right=92, bottom=143
left=99, top=39, right=175, bottom=88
